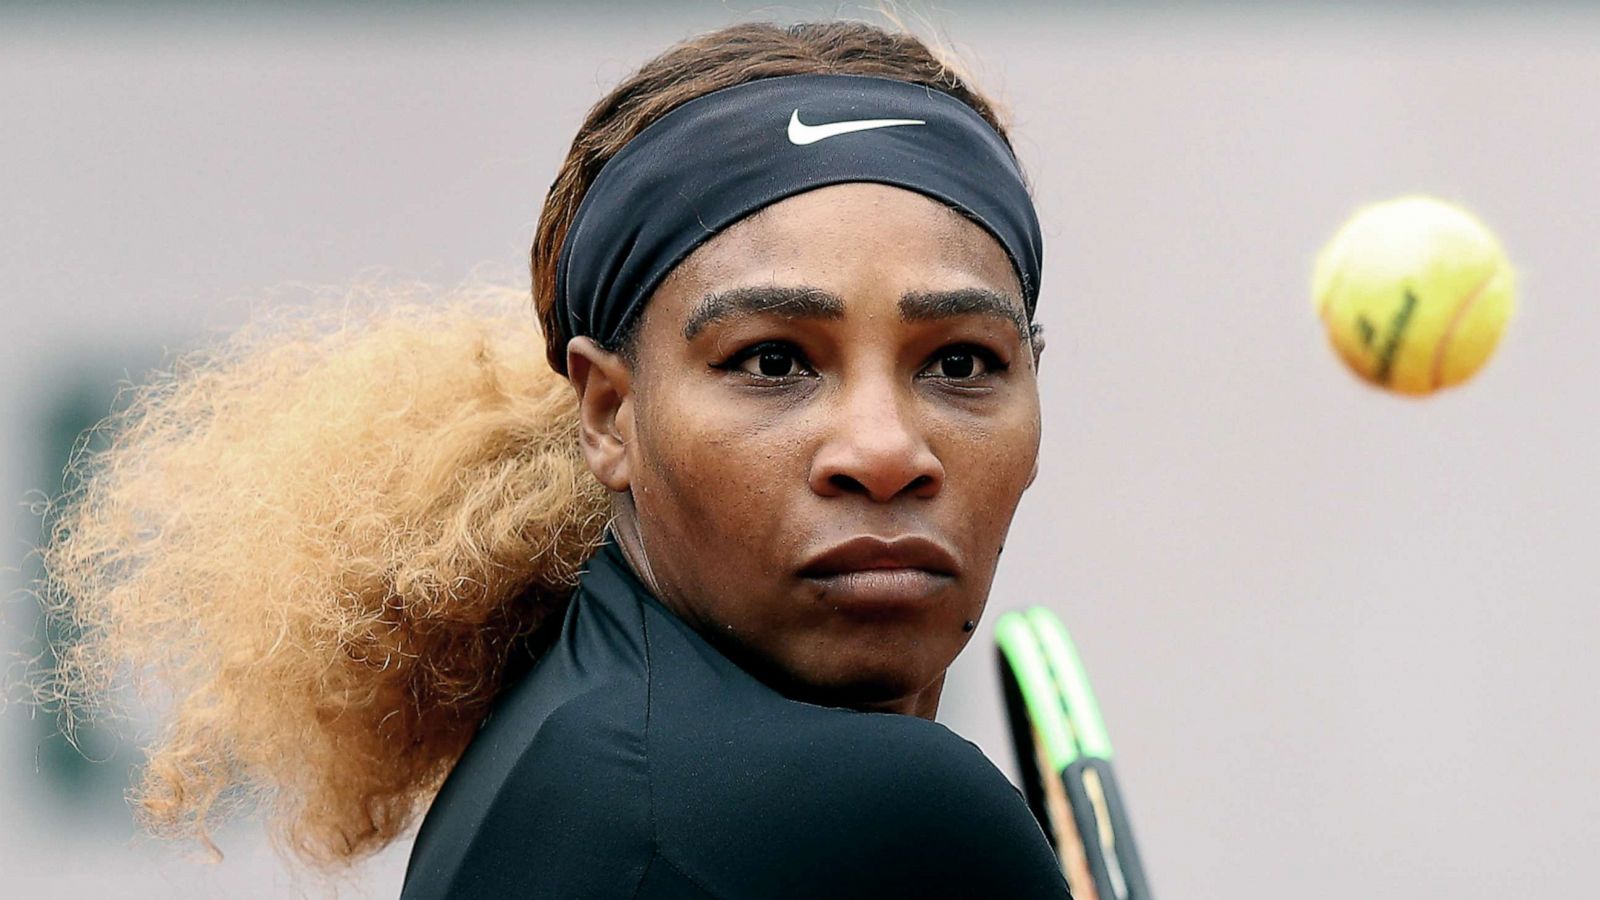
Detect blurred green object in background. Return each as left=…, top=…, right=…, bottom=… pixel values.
left=18, top=365, right=155, bottom=821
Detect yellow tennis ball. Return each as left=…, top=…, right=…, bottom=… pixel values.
left=1313, top=195, right=1516, bottom=395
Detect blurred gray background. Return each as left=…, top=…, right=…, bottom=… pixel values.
left=4, top=2, right=1597, bottom=897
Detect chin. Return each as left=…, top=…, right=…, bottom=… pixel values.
left=784, top=657, right=943, bottom=710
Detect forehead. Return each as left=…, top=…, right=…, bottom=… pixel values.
left=652, top=183, right=1023, bottom=311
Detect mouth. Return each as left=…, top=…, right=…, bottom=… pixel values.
left=798, top=535, right=959, bottom=606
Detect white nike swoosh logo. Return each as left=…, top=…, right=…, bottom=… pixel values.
left=786, top=109, right=926, bottom=145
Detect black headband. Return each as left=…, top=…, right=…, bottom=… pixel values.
left=554, top=73, right=1043, bottom=355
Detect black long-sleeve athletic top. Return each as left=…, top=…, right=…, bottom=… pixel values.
left=400, top=538, right=1071, bottom=899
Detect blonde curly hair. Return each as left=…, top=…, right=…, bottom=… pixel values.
left=27, top=19, right=1009, bottom=872
left=36, top=282, right=607, bottom=864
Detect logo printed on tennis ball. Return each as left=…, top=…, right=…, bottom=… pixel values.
left=1313, top=195, right=1515, bottom=395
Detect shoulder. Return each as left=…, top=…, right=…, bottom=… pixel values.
left=787, top=712, right=1057, bottom=859
left=789, top=710, right=1027, bottom=818
left=651, top=708, right=1070, bottom=899
left=404, top=683, right=654, bottom=899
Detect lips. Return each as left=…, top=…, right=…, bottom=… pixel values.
left=798, top=535, right=959, bottom=606
left=799, top=535, right=959, bottom=578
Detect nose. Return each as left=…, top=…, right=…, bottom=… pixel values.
left=809, top=382, right=944, bottom=503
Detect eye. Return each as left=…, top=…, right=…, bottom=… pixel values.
left=717, top=341, right=815, bottom=379
left=920, top=344, right=1004, bottom=380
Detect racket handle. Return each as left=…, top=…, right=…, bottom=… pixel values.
left=1062, top=757, right=1154, bottom=900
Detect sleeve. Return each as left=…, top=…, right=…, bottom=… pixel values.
left=648, top=712, right=1073, bottom=900
left=806, top=717, right=1075, bottom=900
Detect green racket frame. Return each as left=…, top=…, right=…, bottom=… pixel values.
left=995, top=607, right=1153, bottom=900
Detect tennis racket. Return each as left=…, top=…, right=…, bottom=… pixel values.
left=995, top=607, right=1153, bottom=900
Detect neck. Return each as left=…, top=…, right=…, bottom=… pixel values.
left=607, top=494, right=664, bottom=599
left=848, top=674, right=945, bottom=720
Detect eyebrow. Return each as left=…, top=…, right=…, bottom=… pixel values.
left=681, top=284, right=1029, bottom=342
left=899, top=288, right=1030, bottom=341
left=683, top=286, right=844, bottom=339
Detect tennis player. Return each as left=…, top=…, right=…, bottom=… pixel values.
left=40, top=20, right=1069, bottom=899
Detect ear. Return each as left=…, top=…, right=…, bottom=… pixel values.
left=566, top=336, right=635, bottom=492
left=1025, top=324, right=1043, bottom=490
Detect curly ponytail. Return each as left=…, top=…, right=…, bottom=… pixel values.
left=37, top=282, right=607, bottom=864
left=30, top=20, right=1010, bottom=869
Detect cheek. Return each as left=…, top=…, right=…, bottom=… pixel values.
left=632, top=411, right=718, bottom=527
left=944, top=395, right=1041, bottom=477
left=629, top=382, right=809, bottom=546
left=938, top=399, right=1042, bottom=542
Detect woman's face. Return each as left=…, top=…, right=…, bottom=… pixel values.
left=569, top=183, right=1042, bottom=718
